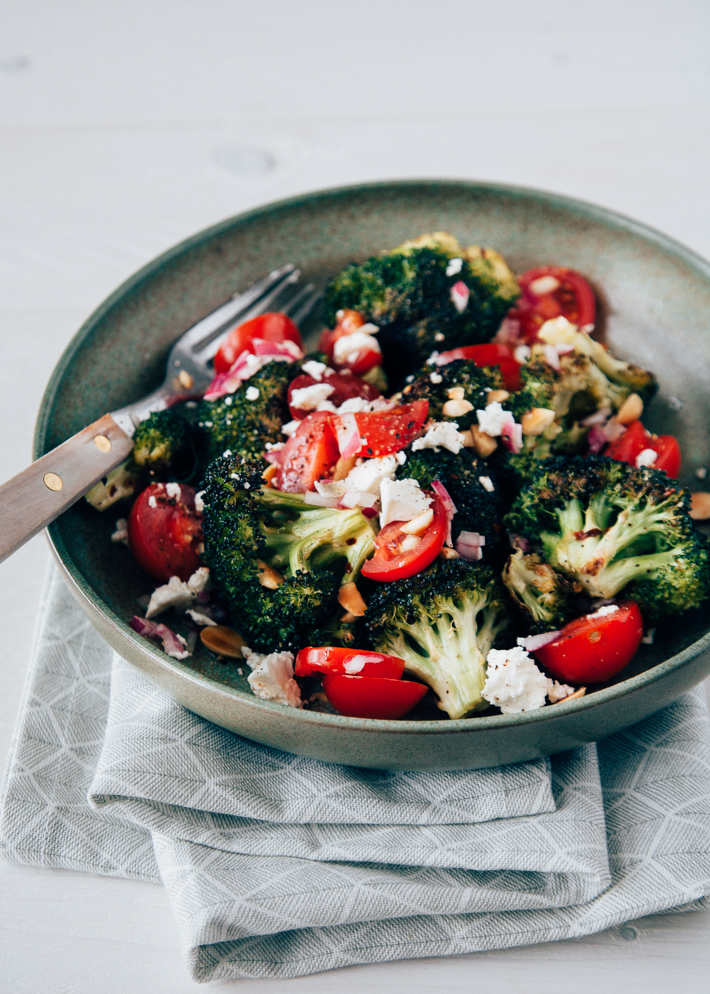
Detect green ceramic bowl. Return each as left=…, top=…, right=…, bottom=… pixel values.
left=37, top=180, right=710, bottom=770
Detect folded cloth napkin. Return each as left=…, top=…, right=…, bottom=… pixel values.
left=2, top=565, right=710, bottom=982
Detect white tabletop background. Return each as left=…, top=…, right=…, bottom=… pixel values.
left=2, top=1, right=710, bottom=990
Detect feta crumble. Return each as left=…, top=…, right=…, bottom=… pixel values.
left=194, top=490, right=206, bottom=514
left=379, top=478, right=432, bottom=527
left=478, top=476, right=495, bottom=493
left=429, top=371, right=443, bottom=384
left=587, top=604, right=619, bottom=619
left=546, top=679, right=576, bottom=703
left=242, top=647, right=302, bottom=708
left=111, top=518, right=129, bottom=545
left=481, top=647, right=549, bottom=714
left=446, top=257, right=463, bottom=276
left=301, top=360, right=330, bottom=381
left=245, top=385, right=260, bottom=401
left=289, top=382, right=335, bottom=411
left=411, top=421, right=466, bottom=454
left=145, top=567, right=211, bottom=619
left=343, top=454, right=400, bottom=495
left=332, top=330, right=382, bottom=366
left=334, top=396, right=393, bottom=414
left=165, top=482, right=182, bottom=500
left=148, top=495, right=158, bottom=509
left=281, top=420, right=300, bottom=436
left=636, top=448, right=658, bottom=469
left=476, top=401, right=515, bottom=437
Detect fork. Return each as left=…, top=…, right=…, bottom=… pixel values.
left=0, top=265, right=321, bottom=565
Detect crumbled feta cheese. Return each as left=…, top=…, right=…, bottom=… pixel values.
left=335, top=396, right=393, bottom=414
left=434, top=332, right=445, bottom=342
left=243, top=647, right=302, bottom=708
left=429, top=372, right=443, bottom=384
left=314, top=479, right=348, bottom=499
left=478, top=475, right=495, bottom=492
left=223, top=395, right=233, bottom=406
left=379, top=478, right=432, bottom=527
left=412, top=421, right=466, bottom=454
left=697, top=467, right=708, bottom=480
left=446, top=257, right=463, bottom=277
left=476, top=401, right=515, bottom=437
left=513, top=344, right=531, bottom=364
left=145, top=567, right=211, bottom=619
left=587, top=604, right=620, bottom=619
left=641, top=628, right=656, bottom=645
left=546, top=678, right=576, bottom=703
left=343, top=454, right=400, bottom=495
left=222, top=449, right=232, bottom=458
left=395, top=451, right=407, bottom=465
left=405, top=374, right=415, bottom=383
left=481, top=647, right=549, bottom=714
left=148, top=495, right=158, bottom=509
left=245, top=385, right=260, bottom=401
left=185, top=609, right=217, bottom=627
left=111, top=518, right=129, bottom=545
left=426, top=352, right=440, bottom=365
left=165, top=482, right=182, bottom=500
left=194, top=490, right=205, bottom=514
left=332, top=331, right=382, bottom=366
left=636, top=448, right=658, bottom=469
left=281, top=420, right=300, bottom=436
left=264, top=441, right=285, bottom=453
left=315, top=400, right=338, bottom=413
left=289, top=382, right=335, bottom=410
left=301, top=360, right=330, bottom=381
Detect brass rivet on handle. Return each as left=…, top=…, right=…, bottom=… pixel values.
left=43, top=472, right=63, bottom=491
left=93, top=434, right=112, bottom=453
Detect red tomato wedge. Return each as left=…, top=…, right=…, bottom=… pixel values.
left=604, top=419, right=681, bottom=479
left=128, top=483, right=203, bottom=583
left=319, top=309, right=382, bottom=376
left=214, top=313, right=303, bottom=374
left=533, top=601, right=643, bottom=685
left=361, top=489, right=447, bottom=582
left=322, top=674, right=428, bottom=719
left=274, top=411, right=340, bottom=493
left=287, top=371, right=380, bottom=421
left=436, top=343, right=522, bottom=391
left=509, top=266, right=597, bottom=344
left=295, top=647, right=405, bottom=679
left=331, top=400, right=429, bottom=459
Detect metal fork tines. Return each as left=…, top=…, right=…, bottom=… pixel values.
left=111, top=265, right=322, bottom=433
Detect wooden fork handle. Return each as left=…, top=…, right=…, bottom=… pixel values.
left=0, top=414, right=134, bottom=565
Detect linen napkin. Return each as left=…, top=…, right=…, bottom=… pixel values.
left=2, top=564, right=710, bottom=982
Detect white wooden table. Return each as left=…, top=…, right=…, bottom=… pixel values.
left=2, top=2, right=710, bottom=990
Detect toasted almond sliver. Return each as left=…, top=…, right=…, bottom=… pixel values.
left=439, top=547, right=461, bottom=560
left=471, top=426, right=498, bottom=458
left=555, top=687, right=587, bottom=704
left=262, top=463, right=278, bottom=484
left=200, top=625, right=247, bottom=659
left=447, top=386, right=465, bottom=401
left=400, top=508, right=434, bottom=535
left=332, top=455, right=357, bottom=481
left=486, top=389, right=510, bottom=404
left=256, top=560, right=284, bottom=589
left=616, top=392, right=644, bottom=425
left=443, top=398, right=474, bottom=417
left=460, top=429, right=475, bottom=448
left=400, top=534, right=422, bottom=552
left=690, top=491, right=710, bottom=521
left=521, top=407, right=556, bottom=436
left=337, top=581, right=368, bottom=617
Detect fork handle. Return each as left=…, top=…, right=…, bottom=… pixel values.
left=0, top=414, right=134, bottom=565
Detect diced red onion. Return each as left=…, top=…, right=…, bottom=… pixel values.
left=253, top=338, right=304, bottom=360
left=303, top=491, right=341, bottom=508
left=450, top=281, right=470, bottom=313
left=204, top=344, right=299, bottom=400
left=130, top=616, right=190, bottom=659
left=500, top=419, right=523, bottom=454
left=335, top=412, right=365, bottom=459
left=555, top=343, right=575, bottom=355
left=494, top=316, right=523, bottom=346
left=581, top=406, right=612, bottom=427
left=338, top=490, right=379, bottom=510
left=587, top=417, right=626, bottom=454
left=520, top=630, right=563, bottom=652
left=455, top=531, right=486, bottom=561
left=542, top=344, right=561, bottom=371
left=509, top=533, right=531, bottom=553
left=431, top=479, right=457, bottom=547
left=362, top=506, right=378, bottom=519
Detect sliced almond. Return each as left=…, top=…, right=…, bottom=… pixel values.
left=439, top=547, right=461, bottom=560
left=442, top=398, right=474, bottom=418
left=486, top=389, right=510, bottom=404
left=337, top=581, right=368, bottom=617
left=470, top=426, right=498, bottom=458
left=555, top=687, right=587, bottom=704
left=521, top=407, right=556, bottom=436
left=340, top=611, right=357, bottom=623
left=200, top=625, right=247, bottom=659
left=262, top=463, right=278, bottom=484
left=447, top=386, right=465, bottom=401
left=400, top=534, right=422, bottom=552
left=256, top=560, right=284, bottom=589
left=690, top=491, right=710, bottom=521
left=400, top=508, right=434, bottom=534
left=616, top=392, right=644, bottom=425
left=460, top=429, right=475, bottom=448
left=332, top=455, right=357, bottom=481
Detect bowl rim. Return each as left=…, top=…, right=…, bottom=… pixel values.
left=38, top=177, right=710, bottom=736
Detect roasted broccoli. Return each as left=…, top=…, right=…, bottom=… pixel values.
left=504, top=456, right=710, bottom=622
left=200, top=457, right=376, bottom=651
left=195, top=362, right=291, bottom=471
left=85, top=457, right=139, bottom=510
left=502, top=550, right=577, bottom=632
left=132, top=409, right=195, bottom=481
left=323, top=232, right=520, bottom=385
left=366, top=558, right=513, bottom=719
left=397, top=446, right=504, bottom=555
left=402, top=358, right=500, bottom=431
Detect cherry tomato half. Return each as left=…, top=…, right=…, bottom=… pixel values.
left=604, top=419, right=681, bottom=479
left=436, top=343, right=522, bottom=391
left=213, top=313, right=303, bottom=374
left=361, top=490, right=447, bottom=582
left=331, top=400, right=429, bottom=459
left=533, top=601, right=643, bottom=685
left=319, top=309, right=382, bottom=376
left=295, top=646, right=405, bottom=679
left=274, top=411, right=340, bottom=493
left=287, top=371, right=380, bottom=421
left=508, top=266, right=597, bottom=344
left=128, top=483, right=203, bottom=583
left=322, top=674, right=428, bottom=719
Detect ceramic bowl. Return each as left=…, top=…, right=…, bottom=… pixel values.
left=37, top=180, right=710, bottom=770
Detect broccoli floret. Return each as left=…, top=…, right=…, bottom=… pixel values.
left=504, top=455, right=710, bottom=622
left=366, top=558, right=513, bottom=719
left=132, top=409, right=195, bottom=481
left=396, top=447, right=504, bottom=554
left=195, top=362, right=291, bottom=470
left=201, top=457, right=376, bottom=651
left=502, top=550, right=577, bottom=632
left=402, top=358, right=499, bottom=430
left=85, top=457, right=139, bottom=510
left=323, top=232, right=520, bottom=385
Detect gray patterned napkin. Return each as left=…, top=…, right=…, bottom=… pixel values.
left=2, top=565, right=710, bottom=982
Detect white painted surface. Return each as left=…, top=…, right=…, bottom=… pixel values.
left=1, top=1, right=710, bottom=989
